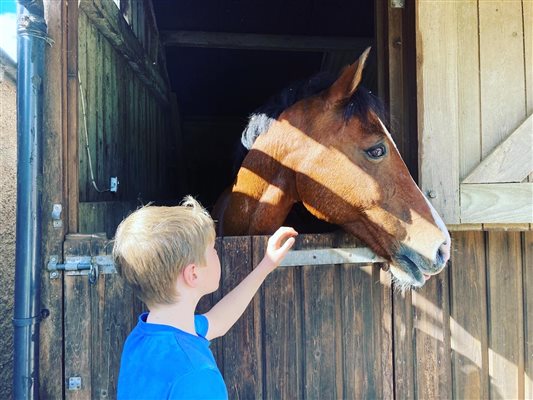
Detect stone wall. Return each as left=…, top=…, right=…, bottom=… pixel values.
left=0, top=60, right=17, bottom=400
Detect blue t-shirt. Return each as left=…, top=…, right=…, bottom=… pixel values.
left=117, top=312, right=228, bottom=400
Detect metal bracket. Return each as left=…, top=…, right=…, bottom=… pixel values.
left=391, top=0, right=405, bottom=8
left=48, top=255, right=116, bottom=284
left=68, top=376, right=82, bottom=391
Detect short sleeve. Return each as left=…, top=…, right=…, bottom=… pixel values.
left=194, top=314, right=209, bottom=337
left=169, top=368, right=228, bottom=400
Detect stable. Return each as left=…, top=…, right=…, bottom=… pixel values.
left=11, top=0, right=532, bottom=399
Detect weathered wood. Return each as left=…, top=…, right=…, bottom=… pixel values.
left=257, top=235, right=303, bottom=399
left=300, top=234, right=339, bottom=399
left=79, top=1, right=169, bottom=105
left=461, top=183, right=533, bottom=223
left=67, top=0, right=79, bottom=233
left=487, top=232, right=524, bottom=399
left=64, top=236, right=94, bottom=400
left=219, top=236, right=262, bottom=399
left=63, top=233, right=138, bottom=399
left=40, top=1, right=67, bottom=398
left=456, top=1, right=482, bottom=181
left=524, top=231, right=533, bottom=400
left=463, top=114, right=533, bottom=184
left=479, top=2, right=527, bottom=159
left=337, top=231, right=393, bottom=399
left=412, top=268, right=452, bottom=399
left=161, top=30, right=373, bottom=52
left=449, top=232, right=489, bottom=399
left=78, top=201, right=135, bottom=238
left=415, top=1, right=460, bottom=223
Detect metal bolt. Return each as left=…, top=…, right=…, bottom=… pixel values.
left=50, top=271, right=59, bottom=279
left=428, top=190, right=437, bottom=199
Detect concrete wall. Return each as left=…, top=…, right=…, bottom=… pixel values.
left=0, top=58, right=17, bottom=400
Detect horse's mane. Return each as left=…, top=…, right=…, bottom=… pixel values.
left=232, top=71, right=388, bottom=176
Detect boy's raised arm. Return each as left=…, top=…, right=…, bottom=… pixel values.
left=204, top=227, right=297, bottom=340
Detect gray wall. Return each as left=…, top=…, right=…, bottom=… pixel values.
left=0, top=58, right=16, bottom=400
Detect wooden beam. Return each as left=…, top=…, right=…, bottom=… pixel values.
left=279, top=247, right=385, bottom=267
left=79, top=0, right=169, bottom=105
left=415, top=2, right=460, bottom=223
left=461, top=183, right=533, bottom=223
left=160, top=30, right=373, bottom=52
left=463, top=114, right=533, bottom=184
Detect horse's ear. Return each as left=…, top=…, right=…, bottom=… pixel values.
left=326, top=47, right=371, bottom=103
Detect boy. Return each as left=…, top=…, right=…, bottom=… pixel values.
left=113, top=196, right=297, bottom=399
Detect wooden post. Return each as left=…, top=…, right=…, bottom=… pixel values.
left=40, top=0, right=67, bottom=398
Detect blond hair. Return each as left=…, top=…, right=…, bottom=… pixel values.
left=112, top=196, right=215, bottom=306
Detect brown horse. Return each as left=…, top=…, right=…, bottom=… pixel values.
left=214, top=48, right=451, bottom=289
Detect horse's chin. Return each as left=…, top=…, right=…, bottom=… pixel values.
left=388, top=247, right=447, bottom=291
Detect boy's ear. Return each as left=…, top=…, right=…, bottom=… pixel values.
left=182, top=263, right=199, bottom=287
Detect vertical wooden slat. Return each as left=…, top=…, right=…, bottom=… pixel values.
left=95, top=30, right=104, bottom=196
left=66, top=0, right=79, bottom=232
left=457, top=2, right=481, bottom=181
left=77, top=11, right=87, bottom=205
left=40, top=1, right=67, bottom=398
left=260, top=235, right=302, bottom=399
left=524, top=231, right=533, bottom=399
left=487, top=232, right=524, bottom=399
left=301, top=234, right=338, bottom=399
left=393, top=289, right=414, bottom=399
left=415, top=1, right=460, bottom=223
left=412, top=270, right=452, bottom=399
left=525, top=0, right=533, bottom=116
left=479, top=2, right=527, bottom=158
left=449, top=232, right=489, bottom=399
left=220, top=236, right=263, bottom=399
left=64, top=237, right=93, bottom=400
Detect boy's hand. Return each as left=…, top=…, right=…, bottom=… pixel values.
left=261, top=226, right=298, bottom=272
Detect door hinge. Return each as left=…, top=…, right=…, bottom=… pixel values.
left=48, top=255, right=116, bottom=284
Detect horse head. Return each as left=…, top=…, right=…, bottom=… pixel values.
left=215, top=48, right=451, bottom=289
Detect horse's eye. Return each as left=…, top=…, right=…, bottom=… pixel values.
left=366, top=144, right=387, bottom=159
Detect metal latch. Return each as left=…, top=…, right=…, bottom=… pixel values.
left=48, top=255, right=116, bottom=284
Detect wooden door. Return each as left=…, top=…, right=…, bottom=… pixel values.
left=415, top=1, right=532, bottom=227
left=61, top=233, right=142, bottom=399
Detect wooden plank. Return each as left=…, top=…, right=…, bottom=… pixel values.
left=463, top=114, right=533, bottom=184
left=449, top=232, right=489, bottom=399
left=279, top=247, right=384, bottom=267
left=77, top=10, right=88, bottom=206
left=479, top=1, right=527, bottom=158
left=461, top=183, right=533, bottom=223
left=220, top=236, right=263, bottom=399
left=336, top=231, right=393, bottom=399
left=415, top=1, right=460, bottom=223
left=79, top=1, right=169, bottom=105
left=393, top=288, right=415, bottom=399
left=412, top=267, right=452, bottom=399
left=67, top=0, right=79, bottom=232
left=40, top=1, right=67, bottom=398
left=64, top=236, right=94, bottom=400
left=487, top=232, right=524, bottom=399
left=456, top=1, right=482, bottom=181
left=257, top=235, right=302, bottom=399
left=78, top=201, right=135, bottom=238
left=524, top=231, right=533, bottom=399
left=526, top=1, right=533, bottom=116
left=301, top=234, right=339, bottom=399
left=160, top=30, right=373, bottom=52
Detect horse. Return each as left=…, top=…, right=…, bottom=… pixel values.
left=213, top=48, right=451, bottom=289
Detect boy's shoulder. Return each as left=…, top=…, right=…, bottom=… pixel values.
left=118, top=313, right=225, bottom=399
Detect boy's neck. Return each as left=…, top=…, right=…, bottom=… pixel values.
left=146, top=295, right=201, bottom=336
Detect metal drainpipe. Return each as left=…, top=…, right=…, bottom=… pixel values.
left=13, top=1, right=47, bottom=398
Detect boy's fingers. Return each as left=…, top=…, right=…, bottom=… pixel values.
left=270, top=226, right=298, bottom=248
